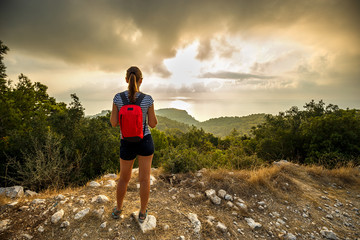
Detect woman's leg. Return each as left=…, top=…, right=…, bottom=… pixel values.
left=138, top=154, right=153, bottom=214
left=116, top=158, right=135, bottom=210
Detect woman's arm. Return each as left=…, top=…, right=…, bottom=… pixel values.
left=147, top=104, right=158, bottom=128
left=110, top=103, right=119, bottom=127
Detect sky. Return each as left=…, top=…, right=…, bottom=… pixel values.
left=1, top=0, right=360, bottom=121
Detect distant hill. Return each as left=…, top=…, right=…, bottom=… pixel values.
left=155, top=108, right=199, bottom=126
left=87, top=110, right=110, bottom=118
left=198, top=114, right=266, bottom=137
left=156, top=116, right=190, bottom=133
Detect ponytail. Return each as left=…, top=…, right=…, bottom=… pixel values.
left=126, top=66, right=142, bottom=103
left=128, top=73, right=138, bottom=103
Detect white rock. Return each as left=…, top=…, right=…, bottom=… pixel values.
left=320, top=228, right=337, bottom=240
left=205, top=189, right=216, bottom=198
left=284, top=233, right=297, bottom=240
left=150, top=175, right=156, bottom=185
left=60, top=221, right=70, bottom=228
left=89, top=181, right=101, bottom=187
left=188, top=213, right=201, bottom=233
left=189, top=193, right=195, bottom=198
left=104, top=180, right=116, bottom=187
left=216, top=222, right=227, bottom=232
left=131, top=211, right=157, bottom=233
left=51, top=209, right=64, bottom=224
left=179, top=236, right=185, bottom=240
left=258, top=201, right=266, bottom=206
left=38, top=226, right=44, bottom=232
left=205, top=189, right=221, bottom=205
left=5, top=186, right=24, bottom=198
left=74, top=208, right=90, bottom=220
left=104, top=173, right=117, bottom=178
left=8, top=201, right=18, bottom=206
left=245, top=218, right=262, bottom=230
left=21, top=234, right=33, bottom=239
left=227, top=201, right=234, bottom=208
left=273, top=160, right=289, bottom=166
left=32, top=199, right=45, bottom=204
left=91, top=195, right=109, bottom=203
left=224, top=194, right=233, bottom=201
left=277, top=218, right=286, bottom=225
left=0, top=219, right=11, bottom=231
left=93, top=206, right=105, bottom=218
left=163, top=224, right=170, bottom=230
left=20, top=206, right=29, bottom=211
left=100, top=222, right=107, bottom=228
left=25, top=190, right=38, bottom=197
left=218, top=189, right=227, bottom=198
left=236, top=202, right=248, bottom=211
left=55, top=194, right=65, bottom=200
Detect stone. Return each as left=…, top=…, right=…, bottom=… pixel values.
left=104, top=173, right=117, bottom=178
left=163, top=224, right=169, bottom=230
left=258, top=201, right=266, bottom=206
left=32, top=199, right=46, bottom=204
left=100, top=222, right=107, bottom=228
left=8, top=201, right=18, bottom=206
left=273, top=160, right=289, bottom=166
left=25, top=190, right=38, bottom=197
left=179, top=236, right=185, bottom=240
left=132, top=211, right=157, bottom=233
left=93, top=206, right=105, bottom=218
left=51, top=209, right=64, bottom=224
left=236, top=202, right=248, bottom=211
left=189, top=193, right=195, bottom=198
left=0, top=219, right=11, bottom=231
left=60, top=221, right=70, bottom=228
left=38, top=226, right=45, bottom=232
left=245, top=218, right=262, bottom=230
left=227, top=201, right=234, bottom=208
left=216, top=222, right=227, bottom=232
left=284, top=233, right=297, bottom=240
left=224, top=194, right=233, bottom=201
left=21, top=234, right=33, bottom=239
left=55, top=194, right=65, bottom=200
left=320, top=227, right=337, bottom=240
left=20, top=206, right=29, bottom=211
left=188, top=213, right=201, bottom=233
left=74, top=208, right=90, bottom=220
left=5, top=186, right=24, bottom=198
left=150, top=175, right=156, bottom=185
left=104, top=180, right=116, bottom=187
left=89, top=181, right=101, bottom=187
left=91, top=195, right=109, bottom=203
left=205, top=189, right=221, bottom=205
left=218, top=189, right=227, bottom=198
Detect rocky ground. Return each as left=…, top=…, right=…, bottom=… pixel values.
left=1, top=161, right=359, bottom=240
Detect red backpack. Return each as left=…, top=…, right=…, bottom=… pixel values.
left=118, top=92, right=146, bottom=142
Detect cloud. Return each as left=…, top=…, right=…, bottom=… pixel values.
left=199, top=71, right=275, bottom=81
left=1, top=0, right=359, bottom=78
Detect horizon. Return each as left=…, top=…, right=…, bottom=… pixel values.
left=1, top=0, right=359, bottom=122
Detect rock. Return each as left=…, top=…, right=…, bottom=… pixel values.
left=189, top=193, right=195, bottom=198
left=55, top=194, right=65, bottom=200
left=188, top=213, right=201, bottom=233
left=5, top=186, right=24, bottom=198
left=21, top=234, right=33, bottom=239
left=104, top=173, right=117, bottom=178
left=51, top=209, right=64, bottom=224
left=150, top=175, right=156, bottom=185
left=60, top=221, right=70, bottom=228
left=216, top=222, right=227, bottom=232
left=20, top=206, right=29, bottom=211
left=93, top=206, right=105, bottom=218
left=132, top=211, right=157, bottom=233
left=100, top=222, right=107, bottom=228
left=8, top=201, right=18, bottom=206
left=273, top=160, right=289, bottom=166
left=74, top=208, right=90, bottom=220
left=245, top=218, right=262, bottom=230
left=104, top=180, right=116, bottom=187
left=206, top=215, right=216, bottom=226
left=218, top=189, right=227, bottom=198
left=32, top=199, right=46, bottom=204
left=0, top=219, right=11, bottom=231
left=163, top=224, right=169, bottom=230
left=205, top=189, right=221, bottom=205
left=179, top=236, right=185, bottom=240
left=320, top=227, right=337, bottom=240
left=236, top=202, right=248, bottom=211
left=91, top=195, right=109, bottom=203
left=284, top=233, right=297, bottom=240
left=38, top=226, right=45, bottom=232
left=89, top=181, right=101, bottom=187
left=227, top=201, right=234, bottom=208
left=25, top=190, right=38, bottom=197
left=258, top=201, right=266, bottom=206
left=224, top=194, right=233, bottom=201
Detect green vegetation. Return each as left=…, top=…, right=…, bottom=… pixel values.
left=156, top=108, right=199, bottom=126
left=1, top=41, right=359, bottom=191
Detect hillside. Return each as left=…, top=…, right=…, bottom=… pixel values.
left=155, top=108, right=266, bottom=137
left=155, top=108, right=200, bottom=126
left=156, top=116, right=190, bottom=133
left=1, top=162, right=359, bottom=240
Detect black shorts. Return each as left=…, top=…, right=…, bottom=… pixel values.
left=120, top=134, right=155, bottom=160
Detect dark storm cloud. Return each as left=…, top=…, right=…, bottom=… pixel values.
left=1, top=0, right=360, bottom=76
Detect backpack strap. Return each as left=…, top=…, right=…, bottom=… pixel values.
left=120, top=92, right=130, bottom=105
left=135, top=92, right=146, bottom=106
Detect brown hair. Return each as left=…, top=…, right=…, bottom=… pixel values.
left=126, top=66, right=142, bottom=103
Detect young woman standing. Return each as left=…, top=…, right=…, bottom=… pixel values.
left=110, top=66, right=158, bottom=223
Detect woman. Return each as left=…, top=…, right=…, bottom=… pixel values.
left=110, top=66, right=158, bottom=223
